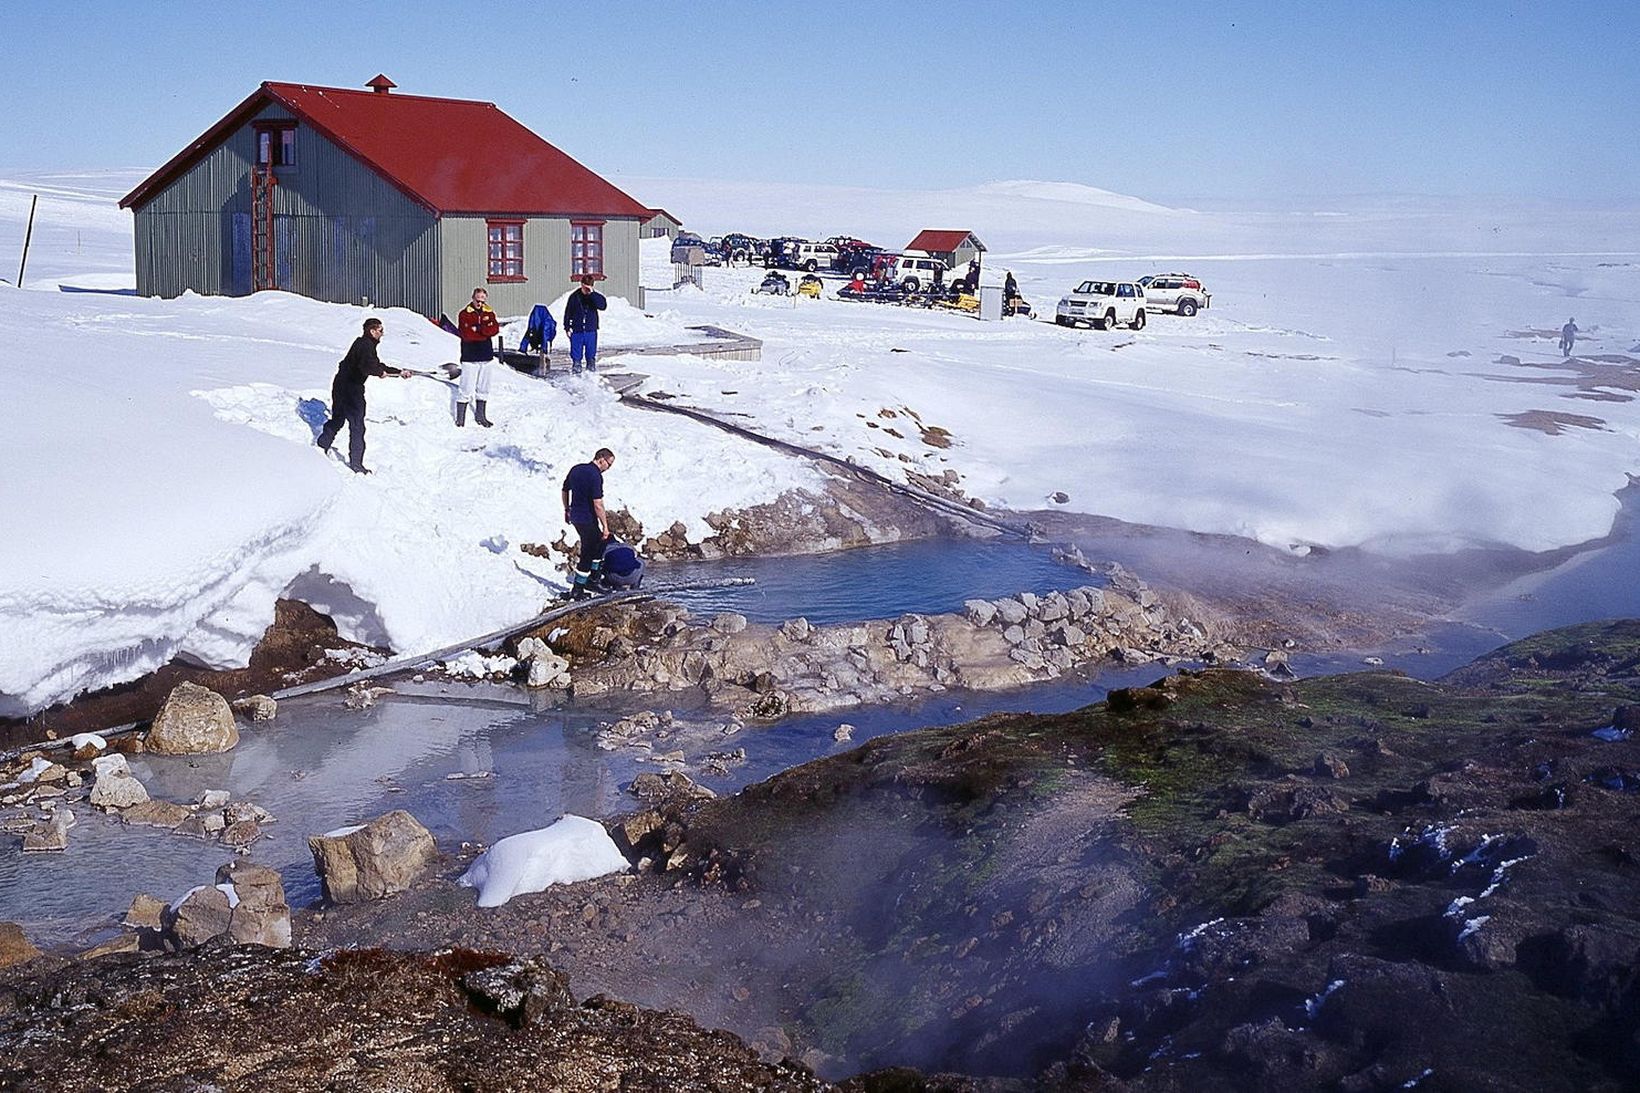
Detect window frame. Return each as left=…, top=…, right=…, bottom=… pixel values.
left=570, top=219, right=606, bottom=280
left=486, top=219, right=527, bottom=284
left=253, top=121, right=298, bottom=170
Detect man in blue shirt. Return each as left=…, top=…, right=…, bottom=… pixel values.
left=562, top=275, right=608, bottom=374
left=561, top=447, right=616, bottom=599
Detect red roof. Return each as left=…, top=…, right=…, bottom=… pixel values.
left=121, top=81, right=650, bottom=219
left=906, top=229, right=986, bottom=254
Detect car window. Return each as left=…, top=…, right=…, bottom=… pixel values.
left=1118, top=284, right=1134, bottom=298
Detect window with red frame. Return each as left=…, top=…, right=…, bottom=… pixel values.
left=487, top=220, right=525, bottom=282
left=571, top=221, right=604, bottom=278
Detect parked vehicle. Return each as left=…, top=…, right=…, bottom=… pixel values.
left=764, top=237, right=805, bottom=269
left=833, top=241, right=883, bottom=275
left=758, top=270, right=791, bottom=295
left=789, top=241, right=840, bottom=273
left=797, top=273, right=824, bottom=298
left=1055, top=280, right=1147, bottom=330
left=1137, top=273, right=1211, bottom=316
left=719, top=233, right=760, bottom=265
left=890, top=254, right=951, bottom=292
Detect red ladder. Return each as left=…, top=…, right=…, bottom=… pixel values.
left=251, top=168, right=278, bottom=291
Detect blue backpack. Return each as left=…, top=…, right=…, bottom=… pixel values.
left=602, top=540, right=644, bottom=589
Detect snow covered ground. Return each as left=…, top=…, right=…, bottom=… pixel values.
left=3, top=167, right=1638, bottom=714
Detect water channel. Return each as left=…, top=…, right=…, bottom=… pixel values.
left=2, top=522, right=1632, bottom=946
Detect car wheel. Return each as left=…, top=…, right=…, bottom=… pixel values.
left=1098, top=310, right=1117, bottom=330
left=1055, top=315, right=1071, bottom=327
left=805, top=260, right=818, bottom=273
left=1130, top=309, right=1146, bottom=330
left=1179, top=299, right=1198, bottom=317
left=903, top=278, right=920, bottom=292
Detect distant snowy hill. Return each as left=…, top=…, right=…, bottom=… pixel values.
left=970, top=180, right=1193, bottom=215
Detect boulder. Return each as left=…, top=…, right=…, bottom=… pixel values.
left=1038, top=592, right=1070, bottom=622
left=91, top=753, right=130, bottom=779
left=993, top=598, right=1029, bottom=626
left=833, top=723, right=855, bottom=742
left=630, top=770, right=716, bottom=804
left=1052, top=624, right=1086, bottom=647
left=147, top=682, right=239, bottom=755
left=220, top=818, right=263, bottom=850
left=22, top=809, right=74, bottom=852
left=164, top=884, right=235, bottom=948
left=215, top=861, right=291, bottom=947
left=120, top=799, right=190, bottom=828
left=0, top=923, right=41, bottom=968
left=90, top=771, right=149, bottom=810
left=711, top=612, right=748, bottom=635
left=963, top=600, right=997, bottom=627
left=525, top=650, right=570, bottom=689
left=779, top=617, right=812, bottom=642
left=307, top=810, right=437, bottom=904
left=1002, top=625, right=1027, bottom=646
left=232, top=694, right=278, bottom=722
left=196, top=789, right=230, bottom=809
left=124, top=893, right=168, bottom=930
left=462, top=959, right=574, bottom=1025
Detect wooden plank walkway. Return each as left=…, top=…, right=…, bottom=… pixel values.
left=500, top=325, right=760, bottom=375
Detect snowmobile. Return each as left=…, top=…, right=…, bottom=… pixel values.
left=758, top=270, right=791, bottom=296
left=796, top=273, right=824, bottom=299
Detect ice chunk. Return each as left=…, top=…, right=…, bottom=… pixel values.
left=69, top=732, right=107, bottom=751
left=459, top=815, right=629, bottom=908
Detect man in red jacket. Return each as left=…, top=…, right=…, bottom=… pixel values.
left=456, top=287, right=501, bottom=427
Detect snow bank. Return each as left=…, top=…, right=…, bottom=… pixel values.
left=458, top=815, right=629, bottom=908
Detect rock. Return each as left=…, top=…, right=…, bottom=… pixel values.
left=120, top=799, right=190, bottom=828
left=147, top=682, right=239, bottom=755
left=91, top=753, right=130, bottom=779
left=90, top=771, right=150, bottom=810
left=81, top=933, right=141, bottom=960
left=1017, top=592, right=1040, bottom=612
left=124, top=893, right=168, bottom=930
left=833, top=723, right=856, bottom=742
left=1002, top=625, right=1027, bottom=646
left=630, top=770, right=716, bottom=804
left=906, top=618, right=931, bottom=646
left=779, top=617, right=812, bottom=642
left=0, top=923, right=41, bottom=968
left=964, top=600, right=997, bottom=627
left=196, top=789, right=231, bottom=810
left=1049, top=491, right=1070, bottom=504
left=165, top=884, right=235, bottom=948
left=462, top=959, right=574, bottom=1025
left=1039, top=592, right=1070, bottom=622
left=1052, top=624, right=1086, bottom=647
left=1315, top=752, right=1351, bottom=779
left=994, top=598, right=1029, bottom=626
left=224, top=801, right=274, bottom=826
left=172, top=814, right=214, bottom=841
left=1066, top=590, right=1092, bottom=618
left=711, top=612, right=748, bottom=635
left=21, top=810, right=73, bottom=852
left=307, top=810, right=438, bottom=904
left=216, top=861, right=291, bottom=947
left=525, top=650, right=570, bottom=689
left=201, top=811, right=226, bottom=834
left=232, top=694, right=278, bottom=722
left=220, top=819, right=263, bottom=850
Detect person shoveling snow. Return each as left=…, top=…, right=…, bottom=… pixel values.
left=316, top=317, right=410, bottom=474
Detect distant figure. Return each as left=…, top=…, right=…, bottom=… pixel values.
left=1004, top=270, right=1020, bottom=301
left=1560, top=318, right=1579, bottom=357
left=563, top=275, right=608, bottom=374
left=316, top=317, right=408, bottom=474
left=965, top=257, right=981, bottom=292
left=456, top=287, right=501, bottom=427
left=561, top=448, right=616, bottom=600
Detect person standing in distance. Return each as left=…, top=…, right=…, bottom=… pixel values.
left=563, top=275, right=607, bottom=374
left=316, top=317, right=408, bottom=474
left=562, top=448, right=616, bottom=600
left=1560, top=317, right=1579, bottom=357
left=456, top=287, right=501, bottom=427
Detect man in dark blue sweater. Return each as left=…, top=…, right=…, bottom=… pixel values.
left=316, top=317, right=407, bottom=473
left=561, top=447, right=616, bottom=599
left=563, top=275, right=608, bottom=374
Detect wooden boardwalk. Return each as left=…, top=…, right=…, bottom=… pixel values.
left=501, top=324, right=760, bottom=376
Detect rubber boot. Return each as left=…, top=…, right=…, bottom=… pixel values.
left=567, top=569, right=592, bottom=601
left=474, top=400, right=493, bottom=428
left=456, top=402, right=468, bottom=427
left=588, top=557, right=608, bottom=592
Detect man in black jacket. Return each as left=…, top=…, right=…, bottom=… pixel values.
left=316, top=317, right=407, bottom=474
left=563, top=275, right=608, bottom=374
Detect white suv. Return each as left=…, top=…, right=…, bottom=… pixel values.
left=1055, top=280, right=1147, bottom=330
left=891, top=255, right=950, bottom=292
left=790, top=242, right=839, bottom=273
left=1138, top=273, right=1210, bottom=316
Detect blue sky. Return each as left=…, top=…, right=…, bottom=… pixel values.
left=5, top=1, right=1637, bottom=204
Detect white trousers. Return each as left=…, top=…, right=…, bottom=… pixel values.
left=457, top=359, right=493, bottom=403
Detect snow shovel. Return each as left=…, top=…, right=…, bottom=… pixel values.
left=400, top=362, right=462, bottom=381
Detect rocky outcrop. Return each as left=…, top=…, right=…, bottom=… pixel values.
left=21, top=809, right=74, bottom=852
left=0, top=923, right=40, bottom=968
left=307, top=810, right=437, bottom=904
left=146, top=682, right=239, bottom=755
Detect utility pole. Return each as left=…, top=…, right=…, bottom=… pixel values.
left=17, top=194, right=37, bottom=288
